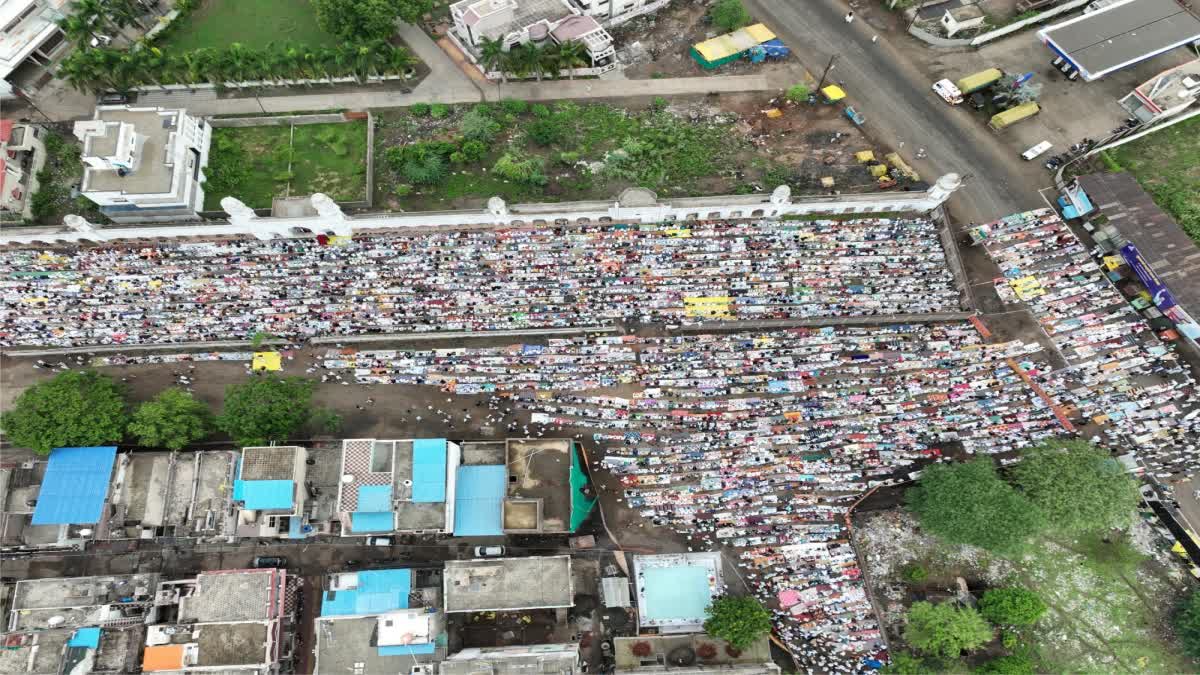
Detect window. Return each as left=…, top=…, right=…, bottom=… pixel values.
left=2, top=5, right=37, bottom=34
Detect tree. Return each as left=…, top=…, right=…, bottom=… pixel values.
left=903, top=601, right=993, bottom=659
left=709, top=0, right=751, bottom=33
left=880, top=652, right=929, bottom=675
left=394, top=0, right=433, bottom=24
left=479, top=36, right=507, bottom=82
left=976, top=654, right=1035, bottom=674
left=1176, top=589, right=1200, bottom=660
left=1011, top=440, right=1139, bottom=535
left=906, top=458, right=1044, bottom=553
left=702, top=596, right=772, bottom=650
left=128, top=388, right=213, bottom=450
left=556, top=40, right=589, bottom=79
left=216, top=375, right=325, bottom=446
left=978, top=588, right=1047, bottom=627
left=0, top=370, right=127, bottom=454
left=312, top=0, right=402, bottom=43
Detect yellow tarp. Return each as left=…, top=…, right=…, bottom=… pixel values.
left=328, top=235, right=353, bottom=247
left=885, top=153, right=920, bottom=181
left=685, top=296, right=733, bottom=319
left=693, top=23, right=776, bottom=62
left=869, top=164, right=888, bottom=177
left=821, top=85, right=846, bottom=101
left=1103, top=255, right=1123, bottom=271
left=1009, top=276, right=1045, bottom=300
left=252, top=351, right=282, bottom=371
left=663, top=227, right=692, bottom=238
left=855, top=150, right=875, bottom=163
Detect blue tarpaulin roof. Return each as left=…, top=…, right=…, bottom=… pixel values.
left=236, top=480, right=294, bottom=510
left=351, top=511, right=394, bottom=532
left=358, top=484, right=392, bottom=512
left=321, top=569, right=412, bottom=616
left=411, top=439, right=447, bottom=503
left=380, top=642, right=436, bottom=656
left=67, top=627, right=101, bottom=649
left=452, top=465, right=506, bottom=536
left=32, top=446, right=117, bottom=525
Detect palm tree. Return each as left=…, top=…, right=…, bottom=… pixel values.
left=556, top=40, right=589, bottom=80
left=56, top=52, right=98, bottom=92
left=224, top=43, right=253, bottom=88
left=510, top=43, right=542, bottom=81
left=106, top=0, right=150, bottom=32
left=70, top=0, right=114, bottom=43
left=383, top=45, right=416, bottom=87
left=478, top=36, right=506, bottom=83
left=540, top=42, right=562, bottom=80
left=59, top=14, right=97, bottom=49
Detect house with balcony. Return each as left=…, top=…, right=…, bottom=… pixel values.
left=450, top=0, right=616, bottom=75
left=73, top=105, right=211, bottom=223
left=0, top=119, right=45, bottom=220
left=232, top=445, right=314, bottom=539
left=0, top=0, right=69, bottom=100
left=1119, top=58, right=1200, bottom=124
left=568, top=0, right=668, bottom=27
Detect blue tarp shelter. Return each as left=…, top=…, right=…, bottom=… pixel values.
left=67, top=627, right=101, bottom=649
left=321, top=569, right=412, bottom=616
left=31, top=446, right=117, bottom=525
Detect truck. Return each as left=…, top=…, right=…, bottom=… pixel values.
left=988, top=102, right=1040, bottom=131
left=956, top=68, right=1003, bottom=95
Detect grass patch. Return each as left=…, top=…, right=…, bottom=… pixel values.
left=204, top=121, right=367, bottom=210
left=1106, top=116, right=1200, bottom=243
left=159, top=0, right=339, bottom=52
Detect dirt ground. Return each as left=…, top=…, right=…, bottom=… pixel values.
left=611, top=1, right=797, bottom=79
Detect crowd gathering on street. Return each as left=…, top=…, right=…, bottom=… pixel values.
left=0, top=218, right=961, bottom=347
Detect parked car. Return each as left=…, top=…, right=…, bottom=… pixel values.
left=251, top=556, right=287, bottom=568
left=367, top=536, right=393, bottom=546
left=968, top=92, right=986, bottom=110
left=1021, top=141, right=1053, bottom=160
left=474, top=546, right=505, bottom=558
left=98, top=92, right=128, bottom=105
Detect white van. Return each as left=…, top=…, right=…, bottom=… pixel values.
left=1021, top=141, right=1052, bottom=160
left=931, top=79, right=963, bottom=105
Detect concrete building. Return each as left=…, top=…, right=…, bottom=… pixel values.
left=0, top=119, right=46, bottom=220
left=232, top=445, right=312, bottom=539
left=503, top=438, right=595, bottom=533
left=1119, top=59, right=1200, bottom=124
left=450, top=0, right=616, bottom=74
left=336, top=438, right=462, bottom=536
left=72, top=105, right=211, bottom=223
left=314, top=567, right=446, bottom=673
left=0, top=0, right=69, bottom=99
left=1037, top=0, right=1200, bottom=81
left=441, top=644, right=582, bottom=675
left=613, top=635, right=779, bottom=674
left=1, top=573, right=159, bottom=674
left=632, top=552, right=722, bottom=634
left=444, top=556, right=574, bottom=613
left=144, top=568, right=296, bottom=673
left=568, top=0, right=669, bottom=27
left=11, top=446, right=119, bottom=550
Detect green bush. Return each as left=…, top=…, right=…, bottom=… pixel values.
left=976, top=654, right=1035, bottom=674
left=652, top=96, right=669, bottom=111
left=501, top=98, right=528, bottom=114
left=904, top=601, right=993, bottom=659
left=526, top=117, right=568, bottom=147
left=429, top=103, right=451, bottom=118
left=410, top=102, right=431, bottom=116
left=558, top=151, right=580, bottom=165
left=902, top=564, right=929, bottom=584
left=709, top=0, right=752, bottom=33
left=460, top=107, right=501, bottom=143
left=531, top=104, right=551, bottom=118
left=979, top=588, right=1047, bottom=627
left=458, top=139, right=488, bottom=163
left=1174, top=589, right=1200, bottom=659
left=786, top=84, right=810, bottom=102
left=385, top=142, right=451, bottom=185
left=449, top=151, right=466, bottom=164
left=394, top=184, right=413, bottom=197
left=493, top=151, right=547, bottom=185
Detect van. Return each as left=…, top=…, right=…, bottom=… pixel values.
left=931, top=79, right=963, bottom=105
left=474, top=546, right=505, bottom=557
left=1021, top=141, right=1052, bottom=160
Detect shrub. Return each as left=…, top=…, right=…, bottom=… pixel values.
left=501, top=98, right=529, bottom=114
left=449, top=151, right=467, bottom=164
left=394, top=184, right=413, bottom=197
left=526, top=117, right=567, bottom=147
left=385, top=142, right=451, bottom=185
left=493, top=151, right=546, bottom=185
left=461, top=107, right=501, bottom=143
left=976, top=654, right=1035, bottom=674
left=903, top=601, right=993, bottom=659
left=558, top=150, right=580, bottom=165
left=410, top=102, right=431, bottom=116
left=709, top=0, right=751, bottom=33
left=786, top=84, right=810, bottom=102
left=531, top=103, right=551, bottom=118
left=429, top=103, right=451, bottom=118
left=979, top=588, right=1047, bottom=627
left=652, top=96, right=668, bottom=111
left=459, top=139, right=488, bottom=163
left=1175, top=589, right=1200, bottom=659
left=902, top=564, right=929, bottom=584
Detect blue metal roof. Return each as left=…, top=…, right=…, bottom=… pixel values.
left=452, top=465, right=506, bottom=536
left=321, top=569, right=412, bottom=616
left=67, top=627, right=101, bottom=649
left=379, top=642, right=436, bottom=656
left=411, top=439, right=447, bottom=503
left=31, top=446, right=117, bottom=525
left=358, top=484, right=392, bottom=512
left=236, top=480, right=294, bottom=510
left=350, top=511, right=394, bottom=532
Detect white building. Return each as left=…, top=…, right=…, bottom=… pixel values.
left=73, top=105, right=211, bottom=224
left=568, top=0, right=669, bottom=27
left=1119, top=59, right=1200, bottom=124
left=0, top=0, right=70, bottom=99
left=450, top=0, right=616, bottom=73
left=0, top=118, right=45, bottom=220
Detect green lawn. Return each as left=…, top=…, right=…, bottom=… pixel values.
left=204, top=121, right=368, bottom=210
left=1105, top=116, right=1200, bottom=243
left=161, top=0, right=339, bottom=52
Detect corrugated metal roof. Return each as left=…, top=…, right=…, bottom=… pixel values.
left=321, top=569, right=412, bottom=616
left=1039, top=0, right=1200, bottom=79
left=237, top=479, right=294, bottom=510
left=693, top=23, right=775, bottom=62
left=351, top=510, right=394, bottom=532
left=453, top=465, right=506, bottom=536
left=358, top=484, right=393, bottom=511
left=411, top=438, right=447, bottom=503
left=601, top=577, right=631, bottom=607
left=31, top=446, right=117, bottom=525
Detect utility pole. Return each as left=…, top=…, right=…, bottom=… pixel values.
left=815, top=54, right=837, bottom=92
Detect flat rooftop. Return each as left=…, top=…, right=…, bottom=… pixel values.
left=1077, top=172, right=1200, bottom=320
left=1039, top=0, right=1200, bottom=79
left=240, top=446, right=300, bottom=481
left=441, top=645, right=579, bottom=675
left=179, top=569, right=278, bottom=623
left=195, top=621, right=269, bottom=667
left=1133, top=59, right=1200, bottom=110
left=634, top=553, right=722, bottom=633
left=506, top=439, right=573, bottom=531
left=82, top=108, right=178, bottom=196
left=316, top=614, right=444, bottom=673
left=444, top=556, right=573, bottom=612
left=9, top=574, right=159, bottom=631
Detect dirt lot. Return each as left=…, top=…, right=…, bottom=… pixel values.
left=611, top=1, right=796, bottom=79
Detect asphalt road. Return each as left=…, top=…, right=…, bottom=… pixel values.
left=746, top=0, right=1047, bottom=223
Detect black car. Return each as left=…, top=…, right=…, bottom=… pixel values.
left=968, top=92, right=986, bottom=110
left=251, top=556, right=287, bottom=568
left=99, top=92, right=129, bottom=105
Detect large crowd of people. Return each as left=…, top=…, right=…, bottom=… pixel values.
left=0, top=218, right=961, bottom=347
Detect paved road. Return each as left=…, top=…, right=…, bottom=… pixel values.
left=746, top=0, right=1046, bottom=222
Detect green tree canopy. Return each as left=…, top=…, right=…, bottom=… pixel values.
left=313, top=0, right=404, bottom=42
left=903, top=601, right=993, bottom=659
left=978, top=587, right=1047, bottom=627
left=217, top=375, right=325, bottom=446
left=976, top=654, right=1035, bottom=674
left=906, top=458, right=1044, bottom=552
left=1011, top=440, right=1138, bottom=534
left=709, top=0, right=752, bottom=33
left=1176, top=589, right=1200, bottom=660
left=394, top=0, right=433, bottom=24
left=880, top=652, right=929, bottom=674
left=1, top=370, right=127, bottom=454
left=702, top=596, right=772, bottom=650
left=128, top=388, right=213, bottom=451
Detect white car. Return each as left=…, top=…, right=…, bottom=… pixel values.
left=932, top=79, right=963, bottom=105
left=474, top=546, right=505, bottom=557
